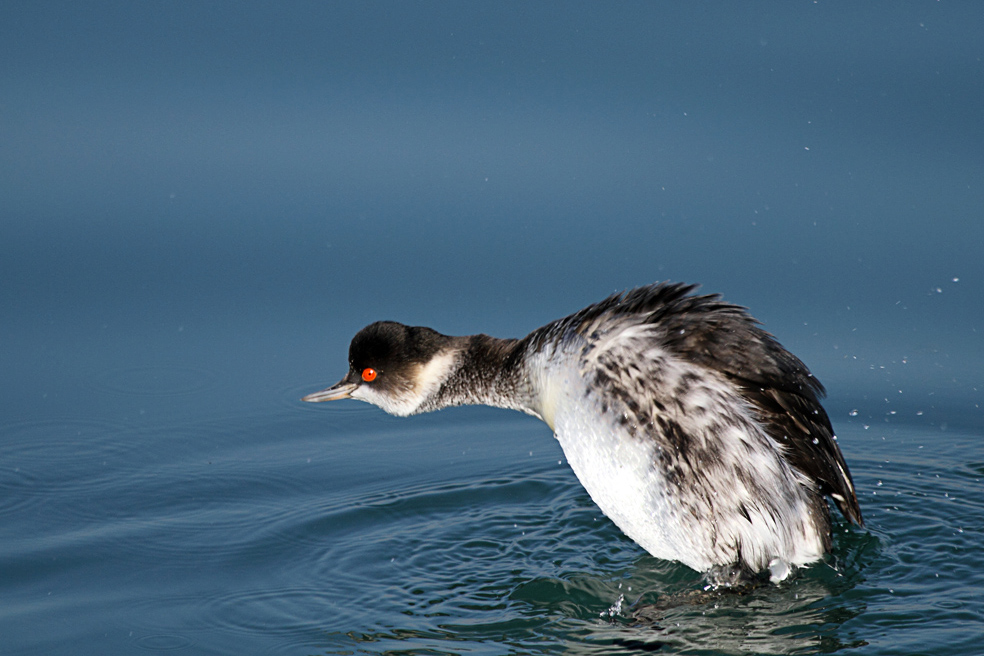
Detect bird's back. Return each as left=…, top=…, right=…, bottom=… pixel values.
left=518, top=283, right=862, bottom=575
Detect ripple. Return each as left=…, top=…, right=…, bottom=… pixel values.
left=8, top=408, right=979, bottom=654
left=242, top=421, right=923, bottom=652
left=822, top=426, right=984, bottom=649
left=623, top=573, right=867, bottom=653
left=273, top=465, right=574, bottom=552
left=1, top=417, right=138, bottom=461
left=285, top=379, right=379, bottom=417
left=0, top=418, right=138, bottom=514
left=201, top=587, right=340, bottom=637
left=1, top=414, right=326, bottom=552
left=0, top=465, right=42, bottom=515
left=134, top=634, right=195, bottom=651
left=278, top=465, right=647, bottom=629
left=89, top=451, right=322, bottom=562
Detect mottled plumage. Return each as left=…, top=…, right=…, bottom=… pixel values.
left=304, top=282, right=862, bottom=581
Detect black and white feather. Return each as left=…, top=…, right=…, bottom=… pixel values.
left=304, top=282, right=863, bottom=581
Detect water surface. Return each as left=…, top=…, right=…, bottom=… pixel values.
left=1, top=2, right=982, bottom=654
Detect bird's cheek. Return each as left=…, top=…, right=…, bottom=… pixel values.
left=349, top=385, right=373, bottom=403
left=352, top=384, right=418, bottom=417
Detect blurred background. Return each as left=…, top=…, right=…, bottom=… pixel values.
left=3, top=1, right=981, bottom=423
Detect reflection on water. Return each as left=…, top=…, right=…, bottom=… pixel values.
left=327, top=529, right=874, bottom=656
left=623, top=558, right=871, bottom=654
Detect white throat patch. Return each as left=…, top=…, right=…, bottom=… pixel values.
left=352, top=350, right=458, bottom=417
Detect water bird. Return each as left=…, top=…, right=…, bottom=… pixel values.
left=303, top=282, right=863, bottom=582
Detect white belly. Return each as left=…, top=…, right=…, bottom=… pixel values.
left=534, top=358, right=701, bottom=568
left=551, top=393, right=707, bottom=569
left=531, top=355, right=825, bottom=576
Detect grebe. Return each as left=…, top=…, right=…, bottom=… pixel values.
left=303, top=282, right=863, bottom=582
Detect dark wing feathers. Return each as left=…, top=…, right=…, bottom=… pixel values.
left=561, top=282, right=863, bottom=526
left=739, top=385, right=863, bottom=525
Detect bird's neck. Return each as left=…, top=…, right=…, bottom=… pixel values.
left=418, top=334, right=538, bottom=416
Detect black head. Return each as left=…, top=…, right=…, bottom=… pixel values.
left=352, top=321, right=446, bottom=368
left=303, top=321, right=456, bottom=415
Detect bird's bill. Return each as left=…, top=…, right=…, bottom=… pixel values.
left=302, top=380, right=358, bottom=403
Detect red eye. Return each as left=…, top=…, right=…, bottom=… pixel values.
left=361, top=368, right=378, bottom=382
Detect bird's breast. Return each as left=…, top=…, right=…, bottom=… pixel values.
left=526, top=350, right=827, bottom=575
left=529, top=355, right=702, bottom=566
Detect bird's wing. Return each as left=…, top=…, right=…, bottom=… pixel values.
left=532, top=282, right=863, bottom=526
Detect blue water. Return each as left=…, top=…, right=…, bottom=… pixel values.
left=2, top=3, right=982, bottom=654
